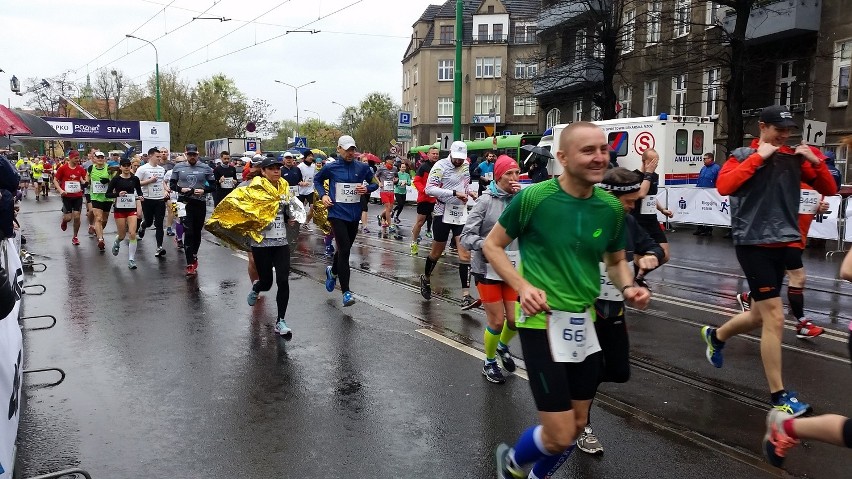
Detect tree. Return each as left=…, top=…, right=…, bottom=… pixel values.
left=355, top=115, right=395, bottom=157
left=337, top=92, right=400, bottom=135
left=93, top=68, right=127, bottom=119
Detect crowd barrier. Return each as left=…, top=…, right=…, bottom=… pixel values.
left=0, top=239, right=24, bottom=478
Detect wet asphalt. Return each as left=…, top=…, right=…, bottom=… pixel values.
left=11, top=194, right=852, bottom=478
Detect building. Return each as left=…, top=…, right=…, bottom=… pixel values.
left=401, top=0, right=541, bottom=149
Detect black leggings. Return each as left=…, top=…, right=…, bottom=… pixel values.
left=251, top=245, right=291, bottom=319
left=594, top=313, right=631, bottom=384
left=393, top=193, right=407, bottom=218
left=330, top=218, right=359, bottom=292
left=141, top=199, right=166, bottom=246
left=182, top=200, right=206, bottom=264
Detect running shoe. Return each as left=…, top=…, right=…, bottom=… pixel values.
left=393, top=234, right=403, bottom=240
left=416, top=235, right=422, bottom=244
left=137, top=227, right=145, bottom=239
left=362, top=227, right=370, bottom=234
left=166, top=227, right=175, bottom=236
left=71, top=236, right=80, bottom=246
left=155, top=247, right=166, bottom=257
left=325, top=244, right=335, bottom=256
left=60, top=218, right=68, bottom=231
left=495, top=444, right=525, bottom=479
left=88, top=225, right=95, bottom=236
left=795, top=319, right=824, bottom=339
left=342, top=291, right=355, bottom=307
left=772, top=391, right=810, bottom=417
left=736, top=291, right=751, bottom=312
left=394, top=216, right=401, bottom=225
left=185, top=263, right=197, bottom=276
left=274, top=319, right=293, bottom=340
left=425, top=231, right=433, bottom=239
left=460, top=295, right=482, bottom=310
left=410, top=242, right=419, bottom=256
left=577, top=425, right=604, bottom=455
left=382, top=233, right=389, bottom=239
left=762, top=409, right=798, bottom=467
left=97, top=238, right=105, bottom=252
left=701, top=326, right=725, bottom=368
left=175, top=239, right=184, bottom=249
left=247, top=289, right=259, bottom=306
left=128, top=259, right=137, bottom=270
left=482, top=361, right=506, bottom=384
left=496, top=345, right=516, bottom=372
left=325, top=266, right=337, bottom=292
left=419, top=274, right=431, bottom=300
left=376, top=214, right=384, bottom=226
left=112, top=239, right=120, bottom=256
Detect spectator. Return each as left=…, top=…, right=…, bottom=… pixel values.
left=0, top=151, right=21, bottom=239
left=824, top=151, right=842, bottom=191
left=695, top=152, right=721, bottom=236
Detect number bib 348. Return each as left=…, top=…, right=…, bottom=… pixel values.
left=546, top=310, right=601, bottom=363
left=335, top=182, right=360, bottom=204
left=443, top=203, right=468, bottom=225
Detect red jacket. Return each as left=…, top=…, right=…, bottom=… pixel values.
left=413, top=163, right=436, bottom=204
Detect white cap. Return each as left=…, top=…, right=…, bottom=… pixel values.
left=338, top=135, right=357, bottom=150
left=252, top=153, right=263, bottom=160
left=450, top=141, right=467, bottom=159
left=283, top=152, right=294, bottom=158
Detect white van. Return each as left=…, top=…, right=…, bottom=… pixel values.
left=528, top=115, right=715, bottom=186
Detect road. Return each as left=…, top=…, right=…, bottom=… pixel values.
left=12, top=196, right=852, bottom=478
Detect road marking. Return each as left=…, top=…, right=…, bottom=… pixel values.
left=416, top=328, right=528, bottom=380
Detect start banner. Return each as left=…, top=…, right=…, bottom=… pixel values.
left=0, top=240, right=24, bottom=478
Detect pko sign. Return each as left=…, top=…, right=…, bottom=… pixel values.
left=42, top=117, right=140, bottom=140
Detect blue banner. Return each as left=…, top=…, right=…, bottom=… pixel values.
left=41, top=117, right=141, bottom=140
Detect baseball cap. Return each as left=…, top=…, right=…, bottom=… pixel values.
left=282, top=152, right=294, bottom=159
left=185, top=144, right=199, bottom=153
left=119, top=158, right=132, bottom=166
left=338, top=135, right=357, bottom=150
left=450, top=141, right=467, bottom=159
left=95, top=151, right=105, bottom=157
left=759, top=105, right=797, bottom=129
left=260, top=156, right=284, bottom=168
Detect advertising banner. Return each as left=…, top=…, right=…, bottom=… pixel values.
left=139, top=121, right=171, bottom=157
left=668, top=187, right=731, bottom=226
left=809, top=195, right=841, bottom=240
left=0, top=240, right=24, bottom=479
left=42, top=117, right=140, bottom=141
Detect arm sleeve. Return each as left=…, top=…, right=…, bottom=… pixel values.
left=213, top=167, right=223, bottom=181
left=459, top=199, right=488, bottom=252
left=716, top=153, right=765, bottom=195
left=425, top=165, right=455, bottom=200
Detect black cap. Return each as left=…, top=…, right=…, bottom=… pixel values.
left=265, top=152, right=276, bottom=158
left=185, top=144, right=199, bottom=153
left=759, top=105, right=797, bottom=129
left=260, top=157, right=284, bottom=168
left=119, top=158, right=132, bottom=165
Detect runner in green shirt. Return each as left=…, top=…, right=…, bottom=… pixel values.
left=88, top=155, right=116, bottom=252
left=392, top=163, right=412, bottom=227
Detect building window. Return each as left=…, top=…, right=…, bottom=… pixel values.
left=622, top=9, right=635, bottom=54
left=575, top=29, right=587, bottom=60
left=413, top=65, right=418, bottom=84
left=493, top=24, right=504, bottom=41
left=513, top=96, right=537, bottom=116
left=478, top=24, right=488, bottom=41
left=833, top=40, right=851, bottom=105
left=777, top=61, right=797, bottom=107
left=672, top=74, right=687, bottom=115
left=514, top=61, right=537, bottom=79
left=546, top=108, right=561, bottom=128
left=593, top=24, right=604, bottom=59
left=438, top=97, right=453, bottom=117
left=513, top=97, right=526, bottom=116
left=591, top=104, right=602, bottom=121
left=644, top=80, right=658, bottom=116
left=475, top=94, right=501, bottom=115
left=647, top=0, right=661, bottom=44
left=413, top=99, right=418, bottom=119
left=475, top=131, right=487, bottom=140
left=438, top=59, right=454, bottom=81
left=475, top=57, right=502, bottom=78
left=404, top=71, right=409, bottom=90
left=618, top=85, right=632, bottom=118
left=674, top=0, right=691, bottom=38
left=440, top=25, right=454, bottom=44
left=487, top=5, right=494, bottom=14
left=704, top=67, right=721, bottom=116
left=573, top=101, right=583, bottom=122
left=514, top=23, right=536, bottom=44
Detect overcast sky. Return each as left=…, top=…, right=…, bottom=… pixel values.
left=3, top=0, right=440, bottom=126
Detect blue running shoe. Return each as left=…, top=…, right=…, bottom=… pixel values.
left=342, top=291, right=355, bottom=307
left=772, top=391, right=811, bottom=417
left=325, top=266, right=337, bottom=292
left=325, top=244, right=335, bottom=256
left=701, top=326, right=725, bottom=368
left=247, top=289, right=259, bottom=306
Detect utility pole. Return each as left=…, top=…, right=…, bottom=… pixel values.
left=452, top=0, right=463, bottom=143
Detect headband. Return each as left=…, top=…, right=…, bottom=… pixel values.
left=597, top=181, right=642, bottom=193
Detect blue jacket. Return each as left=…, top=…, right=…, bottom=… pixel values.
left=696, top=162, right=721, bottom=188
left=314, top=159, right=378, bottom=222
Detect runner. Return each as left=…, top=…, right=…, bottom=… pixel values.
left=53, top=150, right=87, bottom=245
left=420, top=141, right=480, bottom=310
left=41, top=156, right=53, bottom=198
left=374, top=154, right=398, bottom=239
left=297, top=150, right=317, bottom=231
left=700, top=105, right=836, bottom=417
left=15, top=155, right=32, bottom=199
left=87, top=151, right=115, bottom=252
left=314, top=135, right=378, bottom=307
left=136, top=147, right=169, bottom=257
left=487, top=122, right=650, bottom=479
left=392, top=161, right=411, bottom=228
left=358, top=155, right=373, bottom=235
left=169, top=144, right=215, bottom=276
left=410, top=146, right=438, bottom=255
left=83, top=150, right=101, bottom=237
left=632, top=148, right=673, bottom=264
left=106, top=158, right=143, bottom=269
left=459, top=155, right=521, bottom=384
left=475, top=150, right=496, bottom=197
left=238, top=155, right=265, bottom=287
left=212, top=150, right=237, bottom=206
left=31, top=158, right=43, bottom=202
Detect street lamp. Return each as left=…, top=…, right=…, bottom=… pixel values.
left=126, top=34, right=161, bottom=121
left=274, top=80, right=316, bottom=137
left=303, top=109, right=320, bottom=119
left=331, top=100, right=346, bottom=109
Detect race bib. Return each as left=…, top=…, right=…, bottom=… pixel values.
left=64, top=181, right=81, bottom=193
left=398, top=179, right=407, bottom=186
left=640, top=195, right=657, bottom=215
left=150, top=181, right=165, bottom=197
left=335, top=182, right=360, bottom=204
left=598, top=263, right=623, bottom=301
left=221, top=178, right=236, bottom=189
left=383, top=180, right=394, bottom=192
left=116, top=194, right=137, bottom=208
left=236, top=172, right=243, bottom=181
left=92, top=182, right=108, bottom=194
left=442, top=203, right=468, bottom=225
left=546, top=309, right=601, bottom=363
left=485, top=248, right=520, bottom=281
left=799, top=189, right=820, bottom=215
left=176, top=201, right=187, bottom=217
left=265, top=212, right=287, bottom=239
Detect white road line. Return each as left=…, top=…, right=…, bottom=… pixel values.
left=416, top=328, right=528, bottom=380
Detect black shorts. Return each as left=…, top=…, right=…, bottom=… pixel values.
left=84, top=194, right=91, bottom=203
left=298, top=192, right=316, bottom=204
left=735, top=245, right=787, bottom=301
left=784, top=247, right=804, bottom=271
left=432, top=215, right=463, bottom=243
left=416, top=201, right=435, bottom=216
left=61, top=196, right=84, bottom=213
left=594, top=309, right=631, bottom=384
left=638, top=220, right=668, bottom=244
left=360, top=194, right=369, bottom=212
left=519, top=328, right=602, bottom=412
left=91, top=200, right=113, bottom=213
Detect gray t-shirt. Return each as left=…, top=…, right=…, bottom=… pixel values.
left=170, top=161, right=214, bottom=202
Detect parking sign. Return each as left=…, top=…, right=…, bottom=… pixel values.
left=398, top=111, right=412, bottom=127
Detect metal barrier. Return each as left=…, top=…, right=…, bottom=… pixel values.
left=25, top=468, right=93, bottom=479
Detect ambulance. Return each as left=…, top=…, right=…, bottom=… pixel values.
left=527, top=114, right=715, bottom=186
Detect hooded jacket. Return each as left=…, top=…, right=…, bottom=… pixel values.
left=459, top=184, right=517, bottom=277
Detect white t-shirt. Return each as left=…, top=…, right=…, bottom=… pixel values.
left=136, top=163, right=167, bottom=200
left=297, top=162, right=316, bottom=196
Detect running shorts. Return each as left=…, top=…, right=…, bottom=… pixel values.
left=416, top=201, right=435, bottom=216
left=735, top=245, right=787, bottom=301
left=92, top=200, right=113, bottom=213
left=519, top=328, right=602, bottom=412
left=360, top=194, right=369, bottom=212
left=432, top=215, right=463, bottom=243
left=784, top=247, right=804, bottom=271
left=61, top=196, right=83, bottom=213
left=114, top=210, right=137, bottom=219
left=474, top=277, right=517, bottom=304
left=380, top=192, right=395, bottom=204
left=298, top=192, right=315, bottom=205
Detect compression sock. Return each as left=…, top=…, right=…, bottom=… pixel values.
left=484, top=325, right=501, bottom=361
left=511, top=425, right=549, bottom=467
left=459, top=261, right=471, bottom=289
left=175, top=223, right=184, bottom=240
left=128, top=239, right=137, bottom=261
left=498, top=322, right=517, bottom=350
left=530, top=445, right=575, bottom=479
left=787, top=286, right=805, bottom=320
left=425, top=256, right=438, bottom=277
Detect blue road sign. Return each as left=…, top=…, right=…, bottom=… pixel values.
left=398, top=111, right=412, bottom=127
left=294, top=137, right=308, bottom=149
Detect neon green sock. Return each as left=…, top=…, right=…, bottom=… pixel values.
left=498, top=321, right=517, bottom=350
left=484, top=325, right=501, bottom=361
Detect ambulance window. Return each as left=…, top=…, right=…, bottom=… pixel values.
left=675, top=129, right=688, bottom=155
left=608, top=131, right=629, bottom=157
left=692, top=130, right=704, bottom=155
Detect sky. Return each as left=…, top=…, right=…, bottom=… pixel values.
left=2, top=0, right=442, bottom=127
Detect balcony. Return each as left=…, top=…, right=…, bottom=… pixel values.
left=533, top=59, right=603, bottom=96
left=537, top=0, right=611, bottom=33
left=721, top=0, right=821, bottom=44
left=472, top=34, right=509, bottom=44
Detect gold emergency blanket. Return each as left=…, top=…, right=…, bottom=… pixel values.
left=312, top=179, right=331, bottom=235
left=204, top=176, right=290, bottom=251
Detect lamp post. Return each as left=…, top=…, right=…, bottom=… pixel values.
left=303, top=109, right=320, bottom=120
left=125, top=34, right=161, bottom=121
left=331, top=100, right=346, bottom=109
left=274, top=80, right=316, bottom=137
